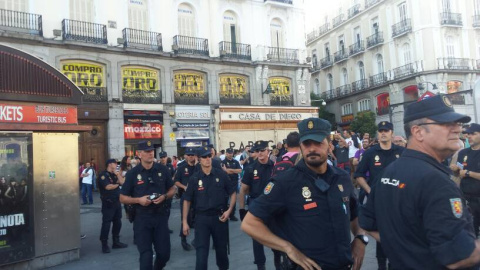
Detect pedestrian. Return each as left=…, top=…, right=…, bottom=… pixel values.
left=174, top=147, right=197, bottom=251
left=91, top=158, right=98, bottom=191
left=451, top=123, right=480, bottom=236
left=333, top=134, right=350, bottom=173
left=159, top=151, right=176, bottom=234
left=182, top=146, right=236, bottom=270
left=221, top=148, right=241, bottom=221
left=352, top=139, right=371, bottom=205
left=359, top=94, right=480, bottom=269
left=240, top=145, right=255, bottom=168
left=172, top=156, right=178, bottom=170
left=120, top=140, right=176, bottom=270
left=238, top=140, right=275, bottom=270
left=241, top=118, right=366, bottom=270
left=392, top=135, right=407, bottom=147
left=343, top=129, right=361, bottom=179
left=80, top=162, right=95, bottom=205
left=98, top=159, right=128, bottom=253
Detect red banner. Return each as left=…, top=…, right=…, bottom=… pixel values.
left=0, top=103, right=77, bottom=124
left=124, top=123, right=162, bottom=139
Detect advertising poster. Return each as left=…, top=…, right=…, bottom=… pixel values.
left=0, top=133, right=34, bottom=265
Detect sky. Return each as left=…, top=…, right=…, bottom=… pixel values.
left=304, top=0, right=342, bottom=32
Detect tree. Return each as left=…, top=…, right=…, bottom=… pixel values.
left=311, top=92, right=336, bottom=131
left=350, top=111, right=377, bottom=137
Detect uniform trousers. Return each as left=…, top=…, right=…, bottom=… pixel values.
left=134, top=211, right=170, bottom=270
left=100, top=199, right=122, bottom=241
left=466, top=196, right=480, bottom=237
left=194, top=214, right=229, bottom=270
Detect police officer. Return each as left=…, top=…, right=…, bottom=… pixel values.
left=221, top=148, right=242, bottom=221
left=120, top=141, right=176, bottom=270
left=242, top=118, right=366, bottom=270
left=359, top=95, right=480, bottom=269
left=174, top=147, right=196, bottom=251
left=354, top=121, right=404, bottom=270
left=238, top=140, right=275, bottom=270
left=182, top=146, right=236, bottom=270
left=451, top=123, right=480, bottom=236
left=159, top=151, right=175, bottom=234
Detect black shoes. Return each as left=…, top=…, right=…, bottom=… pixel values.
left=101, top=241, right=111, bottom=253
left=112, top=237, right=128, bottom=249
left=181, top=239, right=193, bottom=251
left=229, top=216, right=239, bottom=222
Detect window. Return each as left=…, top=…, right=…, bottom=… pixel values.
left=442, top=0, right=452, bottom=12
left=372, top=17, right=379, bottom=34
left=342, top=103, right=353, bottom=115
left=403, top=85, right=419, bottom=102
left=70, top=0, right=94, bottom=22
left=341, top=68, right=348, bottom=85
left=475, top=0, right=480, bottom=15
left=358, top=99, right=371, bottom=112
left=446, top=36, right=456, bottom=58
left=270, top=18, right=285, bottom=48
left=339, top=35, right=345, bottom=53
left=0, top=0, right=27, bottom=11
left=223, top=11, right=240, bottom=43
left=398, top=2, right=408, bottom=21
left=358, top=61, right=365, bottom=80
left=178, top=3, right=196, bottom=36
left=354, top=26, right=361, bottom=44
left=402, top=43, right=411, bottom=65
left=376, top=93, right=390, bottom=115
left=324, top=43, right=330, bottom=57
left=314, top=78, right=320, bottom=95
left=327, top=74, right=333, bottom=90
left=376, top=54, right=384, bottom=74
left=312, top=49, right=318, bottom=67
left=128, top=0, right=149, bottom=30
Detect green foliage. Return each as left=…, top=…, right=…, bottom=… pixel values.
left=310, top=92, right=336, bottom=131
left=350, top=111, right=378, bottom=136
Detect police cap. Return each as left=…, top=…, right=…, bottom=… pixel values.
left=297, top=117, right=331, bottom=143
left=185, top=147, right=196, bottom=155
left=404, top=95, right=471, bottom=124
left=138, top=140, right=154, bottom=151
left=378, top=121, right=393, bottom=131
left=159, top=151, right=168, bottom=158
left=463, top=123, right=480, bottom=134
left=253, top=141, right=269, bottom=151
left=197, top=146, right=212, bottom=157
left=226, top=148, right=234, bottom=154
left=105, top=159, right=117, bottom=167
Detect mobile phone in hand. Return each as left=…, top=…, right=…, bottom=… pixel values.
left=457, top=162, right=464, bottom=170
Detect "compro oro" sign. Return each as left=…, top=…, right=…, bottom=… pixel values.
left=61, top=61, right=105, bottom=88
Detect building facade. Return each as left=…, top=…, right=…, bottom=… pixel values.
left=307, top=0, right=479, bottom=134
left=0, top=0, right=313, bottom=167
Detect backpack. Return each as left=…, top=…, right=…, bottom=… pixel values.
left=271, top=153, right=299, bottom=178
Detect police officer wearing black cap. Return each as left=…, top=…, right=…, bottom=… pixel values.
left=238, top=140, right=275, bottom=270
left=359, top=95, right=480, bottom=269
left=98, top=158, right=128, bottom=253
left=120, top=140, right=176, bottom=270
left=354, top=120, right=404, bottom=269
left=159, top=151, right=175, bottom=176
left=174, top=147, right=196, bottom=251
left=221, top=148, right=242, bottom=221
left=451, top=123, right=480, bottom=237
left=182, top=146, right=236, bottom=270
left=242, top=118, right=366, bottom=270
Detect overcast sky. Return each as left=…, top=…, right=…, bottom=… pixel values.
left=304, top=0, right=341, bottom=32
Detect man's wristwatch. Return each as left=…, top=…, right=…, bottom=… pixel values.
left=355, top=235, right=369, bottom=245
left=465, top=170, right=470, bottom=177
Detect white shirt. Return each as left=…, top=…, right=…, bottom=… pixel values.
left=345, top=137, right=361, bottom=158
left=81, top=167, right=94, bottom=184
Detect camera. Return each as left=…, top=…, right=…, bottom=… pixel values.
left=149, top=193, right=161, bottom=200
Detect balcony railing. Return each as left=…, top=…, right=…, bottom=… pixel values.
left=174, top=92, right=209, bottom=105
left=334, top=49, right=348, bottom=63
left=369, top=72, right=388, bottom=87
left=62, top=19, right=107, bottom=44
left=219, top=41, right=251, bottom=60
left=267, top=47, right=299, bottom=64
left=220, top=95, right=251, bottom=106
left=82, top=87, right=108, bottom=102
left=0, top=9, right=42, bottom=36
left=270, top=95, right=294, bottom=106
left=476, top=59, right=480, bottom=70
left=319, top=23, right=330, bottom=36
left=333, top=14, right=344, bottom=28
left=349, top=41, right=365, bottom=56
left=173, top=35, right=209, bottom=56
left=392, top=63, right=416, bottom=79
left=123, top=90, right=162, bottom=104
left=348, top=4, right=361, bottom=19
left=473, top=15, right=480, bottom=28
left=365, top=0, right=382, bottom=9
left=440, top=12, right=462, bottom=26
left=366, top=32, right=384, bottom=48
left=352, top=79, right=369, bottom=92
left=337, top=84, right=352, bottom=97
left=264, top=0, right=293, bottom=4
left=122, top=28, right=162, bottom=51
left=392, top=19, right=412, bottom=38
left=320, top=55, right=333, bottom=69
left=306, top=23, right=330, bottom=43
left=437, top=58, right=470, bottom=70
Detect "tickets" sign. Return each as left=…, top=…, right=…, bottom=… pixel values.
left=0, top=103, right=78, bottom=124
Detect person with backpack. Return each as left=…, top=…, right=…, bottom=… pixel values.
left=80, top=161, right=95, bottom=205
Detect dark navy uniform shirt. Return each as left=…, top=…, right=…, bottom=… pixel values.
left=354, top=144, right=404, bottom=187
left=359, top=149, right=478, bottom=269
left=98, top=171, right=120, bottom=200
left=221, top=157, right=241, bottom=182
left=249, top=160, right=358, bottom=269
left=458, top=148, right=480, bottom=196
left=242, top=159, right=274, bottom=199
left=165, top=163, right=175, bottom=178
left=183, top=167, right=236, bottom=212
left=174, top=161, right=196, bottom=197
left=121, top=163, right=173, bottom=212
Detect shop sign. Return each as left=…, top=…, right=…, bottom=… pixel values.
left=177, top=123, right=209, bottom=128
left=219, top=74, right=248, bottom=99
left=60, top=60, right=106, bottom=101
left=269, top=77, right=292, bottom=103
left=122, top=66, right=159, bottom=91
left=124, top=123, right=162, bottom=139
left=176, top=129, right=209, bottom=140
left=180, top=140, right=204, bottom=147
left=175, top=106, right=210, bottom=120
left=0, top=103, right=77, bottom=124
left=220, top=112, right=317, bottom=122
left=173, top=71, right=206, bottom=98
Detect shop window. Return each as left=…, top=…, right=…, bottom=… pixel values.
left=128, top=0, right=149, bottom=31
left=341, top=103, right=353, bottom=115
left=121, top=66, right=161, bottom=104
left=403, top=85, right=419, bottom=102
left=60, top=60, right=107, bottom=102
left=447, top=80, right=465, bottom=105
left=269, top=77, right=293, bottom=106
left=358, top=99, right=371, bottom=112
left=69, top=0, right=94, bottom=22
left=376, top=92, right=390, bottom=115
left=219, top=74, right=249, bottom=105
left=173, top=70, right=208, bottom=104
left=178, top=3, right=196, bottom=36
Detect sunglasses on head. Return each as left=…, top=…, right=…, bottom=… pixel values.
left=201, top=154, right=212, bottom=159
left=254, top=149, right=267, bottom=153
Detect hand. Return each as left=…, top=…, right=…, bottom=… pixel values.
left=138, top=195, right=152, bottom=206
left=459, top=170, right=468, bottom=178
left=239, top=209, right=248, bottom=221
left=219, top=210, right=231, bottom=222
left=450, top=164, right=460, bottom=172
left=182, top=222, right=190, bottom=236
left=351, top=238, right=366, bottom=270
left=284, top=244, right=322, bottom=270
left=152, top=194, right=166, bottom=205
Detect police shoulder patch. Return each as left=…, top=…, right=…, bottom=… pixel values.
left=264, top=182, right=274, bottom=195
left=450, top=198, right=463, bottom=218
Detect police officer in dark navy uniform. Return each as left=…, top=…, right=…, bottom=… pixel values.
left=120, top=141, right=176, bottom=270
left=354, top=121, right=404, bottom=270
left=451, top=123, right=480, bottom=236
left=174, top=147, right=196, bottom=251
left=359, top=95, right=480, bottom=269
left=98, top=159, right=128, bottom=253
left=238, top=140, right=277, bottom=270
left=221, top=148, right=242, bottom=221
left=242, top=118, right=366, bottom=270
left=182, top=146, right=236, bottom=270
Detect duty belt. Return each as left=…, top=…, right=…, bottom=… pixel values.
left=196, top=209, right=224, bottom=216
left=136, top=207, right=167, bottom=215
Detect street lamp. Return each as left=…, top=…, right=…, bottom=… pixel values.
left=417, top=82, right=438, bottom=91
left=311, top=99, right=327, bottom=106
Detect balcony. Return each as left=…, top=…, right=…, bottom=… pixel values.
left=267, top=47, right=299, bottom=64
left=392, top=63, right=416, bottom=79
left=369, top=72, right=388, bottom=87
left=440, top=12, right=462, bottom=26
left=174, top=91, right=209, bottom=105
left=264, top=0, right=293, bottom=4
left=365, top=0, right=383, bottom=9
left=348, top=4, right=361, bottom=19
left=333, top=14, right=344, bottom=28
left=351, top=79, right=369, bottom=92
left=122, top=28, right=162, bottom=51
left=366, top=32, right=384, bottom=48
left=336, top=84, right=352, bottom=97
left=0, top=9, right=42, bottom=36
left=334, top=49, right=348, bottom=63
left=307, top=23, right=330, bottom=43
left=320, top=55, right=333, bottom=69
left=474, top=15, right=480, bottom=28
left=219, top=41, right=251, bottom=61
left=476, top=59, right=480, bottom=70
left=172, top=35, right=209, bottom=56
left=437, top=58, right=470, bottom=70
left=123, top=89, right=162, bottom=104
left=82, top=87, right=108, bottom=102
left=349, top=41, right=365, bottom=56
left=62, top=19, right=107, bottom=44
left=392, top=19, right=412, bottom=38
left=270, top=95, right=293, bottom=106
